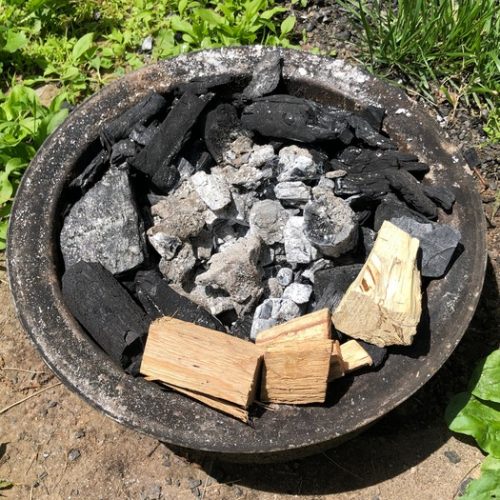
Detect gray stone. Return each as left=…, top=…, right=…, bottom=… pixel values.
left=276, top=267, right=294, bottom=287
left=444, top=450, right=461, bottom=464
left=250, top=298, right=301, bottom=339
left=243, top=51, right=281, bottom=99
left=391, top=216, right=461, bottom=278
left=277, top=145, right=319, bottom=181
left=148, top=233, right=181, bottom=260
left=283, top=216, right=319, bottom=264
left=60, top=167, right=145, bottom=275
left=304, top=188, right=358, bottom=258
left=191, top=171, right=232, bottom=210
left=141, top=35, right=153, bottom=52
left=67, top=449, right=81, bottom=462
left=301, top=258, right=333, bottom=283
left=159, top=243, right=196, bottom=284
left=249, top=200, right=289, bottom=244
left=149, top=181, right=207, bottom=240
left=282, top=283, right=313, bottom=304
left=196, top=233, right=263, bottom=304
left=274, top=181, right=311, bottom=204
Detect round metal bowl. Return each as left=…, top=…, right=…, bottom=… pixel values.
left=7, top=46, right=486, bottom=462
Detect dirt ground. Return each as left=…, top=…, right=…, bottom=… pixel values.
left=0, top=187, right=498, bottom=500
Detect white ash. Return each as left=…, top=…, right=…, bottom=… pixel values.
left=171, top=284, right=235, bottom=316
left=191, top=170, right=232, bottom=211
left=159, top=242, right=196, bottom=284
left=278, top=145, right=319, bottom=182
left=177, top=157, right=195, bottom=179
left=276, top=267, right=294, bottom=287
left=147, top=233, right=181, bottom=260
left=283, top=216, right=320, bottom=264
left=274, top=181, right=311, bottom=204
left=265, top=277, right=283, bottom=298
left=325, top=169, right=347, bottom=179
left=249, top=200, right=290, bottom=244
left=282, top=283, right=313, bottom=304
left=250, top=298, right=301, bottom=339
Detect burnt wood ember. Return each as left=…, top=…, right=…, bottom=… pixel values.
left=110, top=139, right=137, bottom=165
left=62, top=261, right=148, bottom=368
left=60, top=166, right=145, bottom=275
left=423, top=185, right=456, bottom=212
left=129, top=92, right=213, bottom=192
left=242, top=50, right=282, bottom=99
left=68, top=149, right=109, bottom=193
left=100, top=92, right=167, bottom=149
left=204, top=104, right=242, bottom=162
left=135, top=269, right=225, bottom=331
left=385, top=169, right=438, bottom=218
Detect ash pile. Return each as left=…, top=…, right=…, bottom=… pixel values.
left=60, top=51, right=461, bottom=376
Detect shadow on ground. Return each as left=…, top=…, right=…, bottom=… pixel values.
left=170, top=258, right=499, bottom=495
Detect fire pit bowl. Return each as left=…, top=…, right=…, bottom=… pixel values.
left=8, top=46, right=486, bottom=462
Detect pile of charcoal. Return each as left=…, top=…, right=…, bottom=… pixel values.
left=60, top=52, right=461, bottom=375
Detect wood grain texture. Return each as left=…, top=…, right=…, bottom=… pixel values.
left=255, top=309, right=331, bottom=346
left=331, top=221, right=421, bottom=347
left=328, top=340, right=345, bottom=381
left=340, top=340, right=373, bottom=373
left=140, top=317, right=263, bottom=408
left=260, top=339, right=333, bottom=404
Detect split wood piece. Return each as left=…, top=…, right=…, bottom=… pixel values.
left=144, top=377, right=249, bottom=423
left=331, top=221, right=421, bottom=347
left=255, top=309, right=331, bottom=347
left=260, top=339, right=333, bottom=404
left=140, top=317, right=263, bottom=410
left=328, top=340, right=345, bottom=381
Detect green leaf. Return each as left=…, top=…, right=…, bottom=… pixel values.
left=280, top=16, right=296, bottom=36
left=471, top=350, right=500, bottom=403
left=196, top=8, right=225, bottom=27
left=3, top=31, right=27, bottom=53
left=446, top=392, right=500, bottom=457
left=178, top=0, right=189, bottom=16
left=72, top=33, right=94, bottom=61
left=460, top=456, right=500, bottom=499
left=170, top=16, right=195, bottom=36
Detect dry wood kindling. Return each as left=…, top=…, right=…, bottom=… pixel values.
left=331, top=221, right=422, bottom=347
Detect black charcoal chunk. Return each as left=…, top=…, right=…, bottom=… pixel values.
left=129, top=122, right=158, bottom=146
left=374, top=195, right=428, bottom=231
left=423, top=185, right=456, bottom=211
left=347, top=115, right=396, bottom=149
left=334, top=174, right=389, bottom=199
left=385, top=169, right=438, bottom=218
left=110, top=139, right=137, bottom=165
left=391, top=216, right=461, bottom=278
left=100, top=92, right=167, bottom=149
left=361, top=227, right=376, bottom=255
left=60, top=166, right=145, bottom=275
left=399, top=161, right=430, bottom=175
left=242, top=51, right=282, bottom=99
left=359, top=105, right=385, bottom=132
left=174, top=74, right=234, bottom=96
left=135, top=269, right=225, bottom=331
left=62, top=262, right=148, bottom=368
left=462, top=147, right=480, bottom=168
left=358, top=340, right=387, bottom=368
left=204, top=104, right=242, bottom=162
left=68, top=150, right=109, bottom=193
left=129, top=92, right=213, bottom=192
left=241, top=95, right=351, bottom=143
left=314, top=264, right=363, bottom=312
left=338, top=147, right=399, bottom=174
left=230, top=315, right=254, bottom=340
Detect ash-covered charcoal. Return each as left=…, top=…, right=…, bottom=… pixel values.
left=129, top=122, right=158, bottom=147
left=276, top=267, right=294, bottom=287
left=62, top=261, right=148, bottom=368
left=129, top=92, right=213, bottom=192
left=359, top=105, right=386, bottom=132
left=159, top=242, right=197, bottom=284
left=147, top=233, right=182, bottom=260
left=303, top=186, right=358, bottom=258
left=374, top=194, right=430, bottom=231
left=135, top=269, right=224, bottom=331
left=196, top=232, right=263, bottom=305
left=191, top=171, right=232, bottom=211
left=177, top=157, right=195, bottom=180
left=60, top=166, right=145, bottom=275
left=277, top=146, right=320, bottom=182
left=282, top=282, right=313, bottom=305
left=391, top=216, right=461, bottom=278
left=385, top=169, right=438, bottom=218
left=68, top=149, right=109, bottom=193
left=313, top=264, right=363, bottom=312
left=423, top=185, right=456, bottom=212
left=265, top=277, right=284, bottom=298
left=174, top=74, right=234, bottom=97
left=333, top=174, right=390, bottom=199
left=301, top=258, right=333, bottom=284
left=283, top=216, right=319, bottom=264
left=100, top=92, right=167, bottom=150
left=241, top=95, right=352, bottom=143
left=242, top=50, right=282, bottom=99
left=110, top=139, right=137, bottom=165
left=250, top=298, right=301, bottom=339
left=248, top=200, right=289, bottom=244
left=204, top=104, right=243, bottom=162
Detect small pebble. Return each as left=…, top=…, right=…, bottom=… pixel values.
left=141, top=35, right=154, bottom=52
left=68, top=448, right=81, bottom=462
left=74, top=429, right=85, bottom=439
left=47, top=400, right=58, bottom=408
left=444, top=450, right=461, bottom=464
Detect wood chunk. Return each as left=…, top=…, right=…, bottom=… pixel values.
left=62, top=262, right=149, bottom=368
left=140, top=317, right=263, bottom=408
left=328, top=340, right=345, bottom=380
left=340, top=340, right=373, bottom=373
left=100, top=92, right=167, bottom=149
left=255, top=309, right=331, bottom=347
left=331, top=221, right=422, bottom=347
left=129, top=92, right=213, bottom=192
left=144, top=377, right=249, bottom=422
left=260, top=339, right=333, bottom=404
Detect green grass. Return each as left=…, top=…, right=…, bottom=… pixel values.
left=0, top=0, right=303, bottom=249
left=341, top=0, right=500, bottom=140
